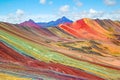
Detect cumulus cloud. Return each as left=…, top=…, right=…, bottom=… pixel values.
left=15, top=9, right=25, bottom=22
left=67, top=8, right=120, bottom=21
left=0, top=9, right=25, bottom=23
left=89, top=9, right=97, bottom=13
left=40, top=0, right=46, bottom=4
left=59, top=5, right=70, bottom=13
left=104, top=0, right=116, bottom=6
left=74, top=0, right=83, bottom=7
left=16, top=9, right=24, bottom=16
left=0, top=9, right=58, bottom=23
left=67, top=8, right=104, bottom=20
left=0, top=8, right=120, bottom=24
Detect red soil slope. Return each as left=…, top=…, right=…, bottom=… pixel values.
left=59, top=18, right=111, bottom=41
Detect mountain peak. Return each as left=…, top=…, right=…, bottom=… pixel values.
left=56, top=16, right=73, bottom=23
left=20, top=19, right=41, bottom=28
left=61, top=16, right=67, bottom=19
left=59, top=16, right=71, bottom=21
left=28, top=19, right=34, bottom=22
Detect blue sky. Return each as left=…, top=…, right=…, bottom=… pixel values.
left=0, top=0, right=120, bottom=23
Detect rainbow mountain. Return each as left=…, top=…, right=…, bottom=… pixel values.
left=0, top=17, right=120, bottom=80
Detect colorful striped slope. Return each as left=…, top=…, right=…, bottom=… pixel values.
left=0, top=18, right=120, bottom=80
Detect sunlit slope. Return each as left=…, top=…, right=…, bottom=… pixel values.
left=59, top=18, right=113, bottom=41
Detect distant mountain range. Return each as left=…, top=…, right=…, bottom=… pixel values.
left=19, top=17, right=120, bottom=41
left=20, top=16, right=73, bottom=28
left=37, top=16, right=73, bottom=27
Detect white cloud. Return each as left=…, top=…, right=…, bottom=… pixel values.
left=16, top=9, right=24, bottom=16
left=74, top=0, right=83, bottom=7
left=40, top=0, right=46, bottom=4
left=59, top=5, right=70, bottom=13
left=0, top=9, right=58, bottom=23
left=65, top=9, right=104, bottom=20
left=69, top=9, right=120, bottom=21
left=104, top=0, right=116, bottom=6
left=0, top=8, right=120, bottom=24
left=0, top=9, right=25, bottom=23
left=16, top=9, right=25, bottom=22
left=89, top=9, right=97, bottom=14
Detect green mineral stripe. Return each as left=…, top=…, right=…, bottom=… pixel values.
left=1, top=30, right=120, bottom=80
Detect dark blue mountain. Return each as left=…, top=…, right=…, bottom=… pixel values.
left=37, top=16, right=73, bottom=27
